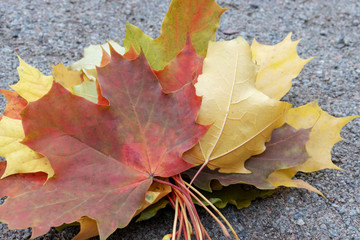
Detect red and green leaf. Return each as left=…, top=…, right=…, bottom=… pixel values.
left=123, top=0, right=226, bottom=70
left=155, top=37, right=203, bottom=93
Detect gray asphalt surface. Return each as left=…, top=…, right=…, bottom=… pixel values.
left=0, top=0, right=359, bottom=239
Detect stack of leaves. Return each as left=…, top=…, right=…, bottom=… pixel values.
left=0, top=0, right=358, bottom=239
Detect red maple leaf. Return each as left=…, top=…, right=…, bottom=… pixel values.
left=0, top=49, right=208, bottom=239
left=0, top=89, right=27, bottom=120
left=0, top=161, right=46, bottom=198
left=155, top=37, right=203, bottom=93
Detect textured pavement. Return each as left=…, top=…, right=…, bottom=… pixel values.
left=0, top=0, right=359, bottom=239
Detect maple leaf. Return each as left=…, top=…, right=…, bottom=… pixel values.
left=183, top=37, right=291, bottom=174
left=185, top=124, right=311, bottom=191
left=0, top=116, right=54, bottom=178
left=11, top=57, right=53, bottom=102
left=251, top=33, right=313, bottom=100
left=52, top=63, right=82, bottom=92
left=70, top=40, right=125, bottom=81
left=0, top=49, right=207, bottom=239
left=0, top=58, right=61, bottom=178
left=136, top=198, right=169, bottom=222
left=60, top=182, right=171, bottom=240
left=0, top=161, right=46, bottom=198
left=72, top=75, right=99, bottom=104
left=123, top=0, right=226, bottom=70
left=72, top=216, right=99, bottom=240
left=267, top=101, right=359, bottom=192
left=71, top=37, right=203, bottom=104
left=134, top=181, right=172, bottom=216
left=0, top=89, right=27, bottom=120
left=154, top=37, right=203, bottom=93
left=196, top=184, right=275, bottom=209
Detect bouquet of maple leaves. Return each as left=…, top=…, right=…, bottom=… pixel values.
left=0, top=0, right=358, bottom=239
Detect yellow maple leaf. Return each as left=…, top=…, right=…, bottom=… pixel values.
left=251, top=33, right=313, bottom=100
left=52, top=63, right=82, bottom=92
left=72, top=75, right=98, bottom=104
left=11, top=57, right=53, bottom=102
left=267, top=170, right=323, bottom=196
left=183, top=37, right=290, bottom=173
left=68, top=41, right=125, bottom=103
left=0, top=116, right=54, bottom=178
left=70, top=40, right=125, bottom=81
left=267, top=101, right=358, bottom=193
left=0, top=58, right=59, bottom=178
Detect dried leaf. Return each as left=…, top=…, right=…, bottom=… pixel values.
left=123, top=0, right=226, bottom=70
left=154, top=37, right=203, bottom=93
left=0, top=89, right=27, bottom=120
left=0, top=161, right=46, bottom=198
left=0, top=116, right=54, bottom=178
left=73, top=217, right=99, bottom=240
left=268, top=101, right=359, bottom=192
left=267, top=170, right=323, bottom=196
left=52, top=63, right=82, bottom=92
left=0, top=60, right=57, bottom=178
left=251, top=33, right=313, bottom=100
left=0, top=50, right=207, bottom=239
left=11, top=57, right=53, bottom=102
left=70, top=41, right=125, bottom=81
left=183, top=37, right=290, bottom=173
left=197, top=184, right=275, bottom=209
left=185, top=124, right=311, bottom=190
left=72, top=75, right=98, bottom=104
left=136, top=199, right=169, bottom=222
left=135, top=181, right=172, bottom=216
left=65, top=182, right=171, bottom=240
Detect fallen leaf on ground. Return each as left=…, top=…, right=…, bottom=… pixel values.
left=185, top=124, right=310, bottom=190
left=52, top=63, right=82, bottom=92
left=72, top=75, right=98, bottom=104
left=268, top=101, right=359, bottom=192
left=251, top=33, right=313, bottom=100
left=123, top=0, right=226, bottom=70
left=0, top=89, right=27, bottom=120
left=154, top=37, right=203, bottom=93
left=11, top=57, right=53, bottom=102
left=136, top=198, right=169, bottom=222
left=70, top=40, right=125, bottom=81
left=183, top=37, right=290, bottom=173
left=63, top=182, right=171, bottom=240
left=0, top=49, right=207, bottom=239
left=0, top=161, right=47, bottom=197
left=0, top=116, right=54, bottom=178
left=197, top=184, right=275, bottom=209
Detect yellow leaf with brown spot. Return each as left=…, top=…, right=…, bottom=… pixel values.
left=0, top=116, right=54, bottom=178
left=267, top=101, right=358, bottom=194
left=251, top=33, right=313, bottom=100
left=11, top=57, right=53, bottom=102
left=134, top=181, right=172, bottom=216
left=284, top=101, right=357, bottom=172
left=183, top=37, right=291, bottom=173
left=52, top=63, right=82, bottom=92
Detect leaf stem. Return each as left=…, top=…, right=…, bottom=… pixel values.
left=172, top=197, right=179, bottom=240
left=183, top=181, right=240, bottom=240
